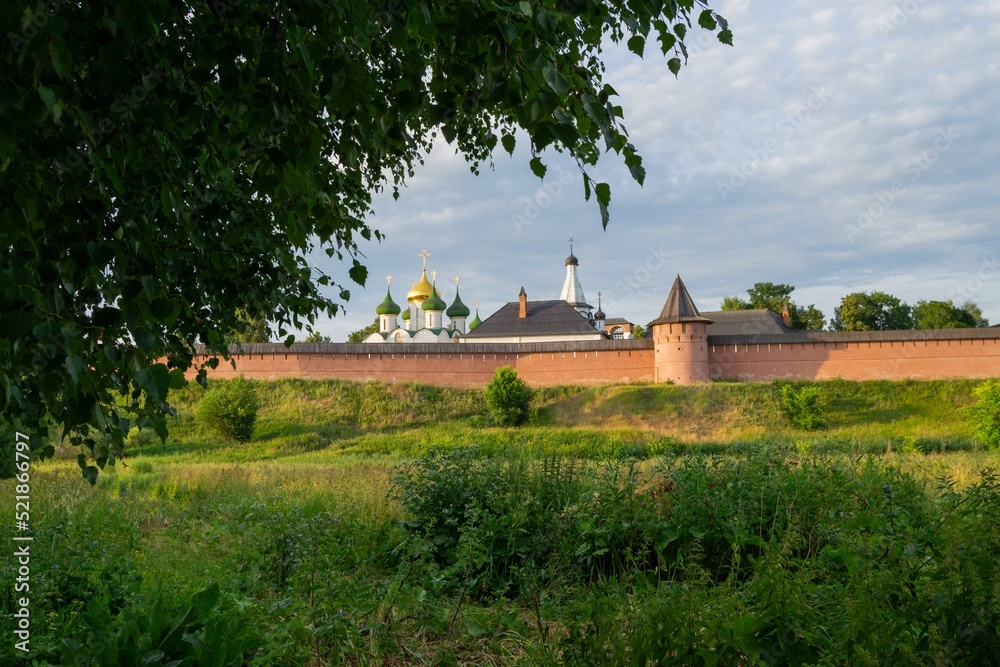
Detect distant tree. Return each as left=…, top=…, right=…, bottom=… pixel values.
left=831, top=292, right=913, bottom=331
left=796, top=305, right=827, bottom=331
left=231, top=310, right=271, bottom=344
left=347, top=318, right=380, bottom=343
left=961, top=301, right=990, bottom=327
left=722, top=282, right=824, bottom=330
left=721, top=295, right=751, bottom=311
left=913, top=300, right=976, bottom=329
left=303, top=331, right=334, bottom=343
left=631, top=324, right=646, bottom=340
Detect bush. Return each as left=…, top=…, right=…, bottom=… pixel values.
left=484, top=366, right=533, bottom=426
left=196, top=376, right=260, bottom=442
left=966, top=379, right=1000, bottom=449
left=779, top=383, right=824, bottom=430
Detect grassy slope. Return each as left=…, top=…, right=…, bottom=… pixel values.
left=128, top=377, right=982, bottom=465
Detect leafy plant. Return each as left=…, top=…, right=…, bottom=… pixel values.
left=484, top=366, right=533, bottom=427
left=966, top=379, right=1000, bottom=449
left=780, top=384, right=825, bottom=430
left=196, top=377, right=260, bottom=443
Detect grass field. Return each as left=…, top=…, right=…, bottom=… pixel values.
left=2, top=378, right=999, bottom=665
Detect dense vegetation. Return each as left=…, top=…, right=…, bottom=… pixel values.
left=3, top=378, right=999, bottom=664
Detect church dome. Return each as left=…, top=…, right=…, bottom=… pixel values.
left=595, top=306, right=606, bottom=320
left=375, top=287, right=401, bottom=315
left=406, top=271, right=434, bottom=302
left=421, top=285, right=447, bottom=312
left=446, top=287, right=470, bottom=318
left=565, top=252, right=578, bottom=266
left=468, top=309, right=482, bottom=330
left=401, top=308, right=410, bottom=321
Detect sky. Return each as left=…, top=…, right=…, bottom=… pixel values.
left=307, top=0, right=1000, bottom=341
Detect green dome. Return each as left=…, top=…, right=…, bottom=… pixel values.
left=401, top=308, right=410, bottom=321
left=468, top=309, right=482, bottom=330
left=421, top=285, right=446, bottom=312
left=375, top=287, right=401, bottom=315
left=446, top=287, right=470, bottom=318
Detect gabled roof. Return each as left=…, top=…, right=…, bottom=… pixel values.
left=650, top=275, right=713, bottom=325
left=700, top=309, right=791, bottom=336
left=463, top=299, right=604, bottom=338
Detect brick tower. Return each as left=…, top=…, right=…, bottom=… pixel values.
left=651, top=275, right=713, bottom=384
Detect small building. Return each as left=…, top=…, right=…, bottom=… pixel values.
left=461, top=287, right=608, bottom=344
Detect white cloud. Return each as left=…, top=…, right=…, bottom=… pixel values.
left=304, top=0, right=1000, bottom=341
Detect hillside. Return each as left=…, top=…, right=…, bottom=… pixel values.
left=109, top=377, right=985, bottom=463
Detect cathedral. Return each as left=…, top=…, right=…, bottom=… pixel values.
left=364, top=241, right=624, bottom=344
left=362, top=249, right=477, bottom=343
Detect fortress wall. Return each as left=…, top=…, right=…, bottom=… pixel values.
left=185, top=332, right=1000, bottom=388
left=188, top=340, right=655, bottom=388
left=709, top=335, right=1000, bottom=381
left=514, top=347, right=655, bottom=385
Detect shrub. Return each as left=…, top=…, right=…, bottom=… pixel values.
left=196, top=376, right=260, bottom=442
left=779, top=383, right=824, bottom=430
left=966, top=379, right=1000, bottom=449
left=484, top=366, right=533, bottom=426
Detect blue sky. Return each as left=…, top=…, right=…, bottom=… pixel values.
left=308, top=0, right=1000, bottom=341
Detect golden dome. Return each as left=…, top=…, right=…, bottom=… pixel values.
left=406, top=270, right=434, bottom=302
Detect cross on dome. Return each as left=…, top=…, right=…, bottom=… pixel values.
left=419, top=248, right=430, bottom=270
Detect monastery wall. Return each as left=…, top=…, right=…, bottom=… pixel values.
left=188, top=329, right=1000, bottom=388
left=707, top=329, right=1000, bottom=381
left=189, top=340, right=654, bottom=388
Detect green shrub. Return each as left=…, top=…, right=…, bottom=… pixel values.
left=196, top=376, right=260, bottom=442
left=966, top=379, right=1000, bottom=449
left=484, top=366, right=533, bottom=426
left=779, top=383, right=824, bottom=430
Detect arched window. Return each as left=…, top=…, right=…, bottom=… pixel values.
left=610, top=326, right=625, bottom=339
left=394, top=331, right=407, bottom=343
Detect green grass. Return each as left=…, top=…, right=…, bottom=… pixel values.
left=3, top=377, right=998, bottom=664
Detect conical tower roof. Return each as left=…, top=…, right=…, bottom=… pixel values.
left=650, top=275, right=713, bottom=325
left=446, top=287, right=470, bottom=318
left=375, top=287, right=401, bottom=315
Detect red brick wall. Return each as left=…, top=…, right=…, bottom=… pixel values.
left=187, top=332, right=1000, bottom=388
left=188, top=341, right=655, bottom=388
left=709, top=337, right=1000, bottom=381
left=515, top=348, right=654, bottom=385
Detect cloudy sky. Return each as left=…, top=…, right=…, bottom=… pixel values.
left=309, top=0, right=1000, bottom=341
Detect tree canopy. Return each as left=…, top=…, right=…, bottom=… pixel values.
left=2, top=0, right=732, bottom=474
left=831, top=293, right=990, bottom=332
left=721, top=282, right=825, bottom=330
left=831, top=292, right=914, bottom=332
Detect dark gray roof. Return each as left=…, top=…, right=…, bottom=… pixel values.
left=462, top=299, right=605, bottom=338
left=650, top=275, right=712, bottom=325
left=701, top=309, right=791, bottom=336
left=605, top=317, right=632, bottom=326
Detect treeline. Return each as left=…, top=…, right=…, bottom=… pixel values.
left=722, top=282, right=989, bottom=332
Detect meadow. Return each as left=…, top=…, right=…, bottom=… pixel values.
left=2, top=378, right=999, bottom=665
